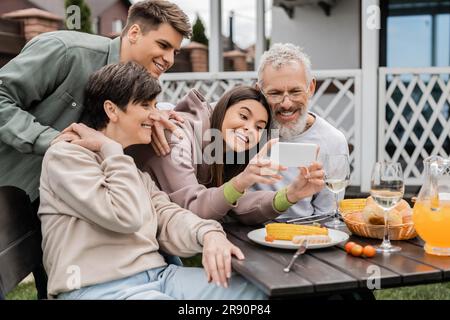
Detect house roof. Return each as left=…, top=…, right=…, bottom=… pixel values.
left=223, top=50, right=246, bottom=58
left=184, top=41, right=208, bottom=50
left=28, top=0, right=64, bottom=17
left=221, top=35, right=242, bottom=52
left=28, top=0, right=131, bottom=18
left=3, top=7, right=63, bottom=21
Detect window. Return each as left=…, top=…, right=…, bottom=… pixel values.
left=387, top=15, right=432, bottom=67
left=112, top=19, right=123, bottom=34
left=92, top=17, right=99, bottom=34
left=436, top=14, right=450, bottom=67
left=383, top=1, right=450, bottom=68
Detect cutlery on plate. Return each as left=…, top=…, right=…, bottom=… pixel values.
left=286, top=214, right=333, bottom=224
left=283, top=238, right=307, bottom=273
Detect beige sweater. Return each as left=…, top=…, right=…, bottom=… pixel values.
left=38, top=141, right=224, bottom=297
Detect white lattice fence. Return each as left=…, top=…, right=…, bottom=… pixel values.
left=160, top=70, right=362, bottom=186
left=379, top=67, right=450, bottom=185
left=160, top=72, right=256, bottom=103
left=310, top=70, right=362, bottom=186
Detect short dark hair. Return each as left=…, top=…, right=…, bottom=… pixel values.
left=122, top=0, right=192, bottom=38
left=82, top=62, right=161, bottom=130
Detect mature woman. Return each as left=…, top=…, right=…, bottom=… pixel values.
left=39, top=62, right=265, bottom=299
left=128, top=86, right=324, bottom=225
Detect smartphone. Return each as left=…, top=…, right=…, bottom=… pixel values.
left=270, top=142, right=319, bottom=168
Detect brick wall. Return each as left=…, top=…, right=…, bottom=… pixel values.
left=224, top=50, right=247, bottom=72
left=170, top=42, right=251, bottom=73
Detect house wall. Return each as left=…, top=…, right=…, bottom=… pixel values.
left=0, top=0, right=34, bottom=16
left=271, top=0, right=361, bottom=70
left=0, top=18, right=25, bottom=67
left=99, top=1, right=128, bottom=37
left=169, top=49, right=192, bottom=73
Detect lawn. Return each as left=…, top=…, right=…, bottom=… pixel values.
left=6, top=281, right=39, bottom=300
left=6, top=253, right=450, bottom=301
left=7, top=280, right=450, bottom=300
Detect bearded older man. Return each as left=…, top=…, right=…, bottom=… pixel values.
left=253, top=43, right=349, bottom=220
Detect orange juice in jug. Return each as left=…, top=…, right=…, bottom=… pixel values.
left=413, top=156, right=450, bottom=256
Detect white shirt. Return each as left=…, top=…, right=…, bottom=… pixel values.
left=253, top=112, right=349, bottom=219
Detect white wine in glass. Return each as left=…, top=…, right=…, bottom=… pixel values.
left=371, top=190, right=403, bottom=209
left=325, top=179, right=349, bottom=193
left=324, top=154, right=350, bottom=229
left=370, top=161, right=405, bottom=253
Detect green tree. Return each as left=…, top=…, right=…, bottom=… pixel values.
left=65, top=0, right=92, bottom=34
left=266, top=37, right=271, bottom=50
left=191, top=14, right=208, bottom=46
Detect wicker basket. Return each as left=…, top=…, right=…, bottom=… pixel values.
left=340, top=199, right=417, bottom=240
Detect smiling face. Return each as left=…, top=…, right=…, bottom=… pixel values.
left=221, top=99, right=269, bottom=153
left=122, top=23, right=183, bottom=78
left=111, top=99, right=157, bottom=148
left=260, top=61, right=315, bottom=137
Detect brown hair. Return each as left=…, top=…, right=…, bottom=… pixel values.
left=82, top=62, right=161, bottom=130
left=208, top=86, right=272, bottom=188
left=122, top=0, right=192, bottom=39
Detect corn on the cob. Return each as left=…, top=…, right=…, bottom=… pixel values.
left=339, top=199, right=367, bottom=214
left=265, top=223, right=328, bottom=241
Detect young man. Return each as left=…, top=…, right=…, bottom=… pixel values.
left=39, top=61, right=265, bottom=300
left=0, top=0, right=186, bottom=202
left=254, top=43, right=349, bottom=220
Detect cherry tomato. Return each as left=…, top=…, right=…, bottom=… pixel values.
left=363, top=245, right=376, bottom=258
left=344, top=241, right=356, bottom=253
left=350, top=244, right=363, bottom=257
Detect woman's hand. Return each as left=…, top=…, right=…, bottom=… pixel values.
left=51, top=131, right=81, bottom=146
left=202, top=231, right=245, bottom=288
left=58, top=123, right=115, bottom=152
left=286, top=162, right=325, bottom=203
left=150, top=109, right=184, bottom=156
left=232, top=139, right=286, bottom=193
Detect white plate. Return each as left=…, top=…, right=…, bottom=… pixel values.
left=247, top=227, right=349, bottom=250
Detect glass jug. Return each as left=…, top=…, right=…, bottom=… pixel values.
left=413, top=156, right=450, bottom=256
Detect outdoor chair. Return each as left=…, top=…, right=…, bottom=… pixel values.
left=0, top=186, right=47, bottom=299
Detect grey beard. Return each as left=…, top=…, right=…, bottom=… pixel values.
left=271, top=111, right=308, bottom=140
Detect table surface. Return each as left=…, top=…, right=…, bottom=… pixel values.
left=224, top=222, right=450, bottom=298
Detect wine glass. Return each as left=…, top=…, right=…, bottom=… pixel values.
left=370, top=161, right=405, bottom=253
left=324, top=154, right=350, bottom=229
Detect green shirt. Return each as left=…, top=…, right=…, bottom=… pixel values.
left=0, top=31, right=121, bottom=200
left=223, top=181, right=295, bottom=212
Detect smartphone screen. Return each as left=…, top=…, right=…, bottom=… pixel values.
left=270, top=142, right=318, bottom=167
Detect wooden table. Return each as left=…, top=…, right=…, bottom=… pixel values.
left=224, top=222, right=450, bottom=299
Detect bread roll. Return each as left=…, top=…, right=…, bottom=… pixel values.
left=292, top=235, right=331, bottom=245
left=345, top=211, right=364, bottom=223
left=362, top=197, right=410, bottom=225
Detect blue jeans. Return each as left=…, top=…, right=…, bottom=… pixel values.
left=160, top=251, right=183, bottom=266
left=58, top=264, right=267, bottom=300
